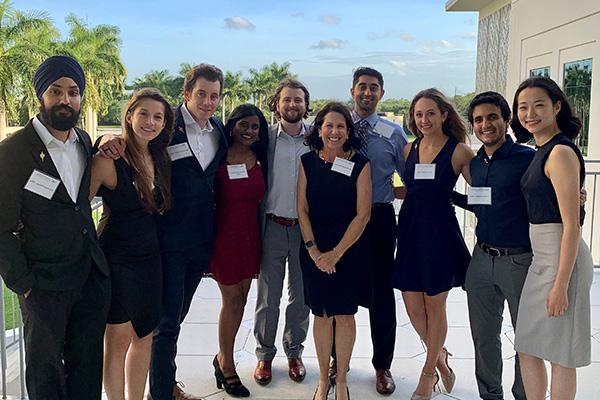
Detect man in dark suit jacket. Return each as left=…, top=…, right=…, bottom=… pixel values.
left=0, top=56, right=110, bottom=399
left=149, top=64, right=227, bottom=400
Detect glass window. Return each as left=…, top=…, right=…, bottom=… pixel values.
left=563, top=59, right=592, bottom=156
left=530, top=67, right=550, bottom=77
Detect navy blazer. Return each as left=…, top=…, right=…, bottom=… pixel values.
left=0, top=119, right=108, bottom=294
left=156, top=105, right=228, bottom=253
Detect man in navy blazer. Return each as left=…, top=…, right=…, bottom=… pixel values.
left=0, top=56, right=110, bottom=400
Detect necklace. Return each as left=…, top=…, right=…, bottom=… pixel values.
left=318, top=149, right=351, bottom=163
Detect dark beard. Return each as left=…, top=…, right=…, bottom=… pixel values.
left=39, top=104, right=80, bottom=131
left=281, top=110, right=303, bottom=124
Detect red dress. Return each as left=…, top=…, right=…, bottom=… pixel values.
left=209, top=162, right=266, bottom=285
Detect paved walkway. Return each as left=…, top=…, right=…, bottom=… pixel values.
left=168, top=271, right=600, bottom=400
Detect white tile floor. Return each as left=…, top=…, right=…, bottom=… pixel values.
left=166, top=271, right=600, bottom=400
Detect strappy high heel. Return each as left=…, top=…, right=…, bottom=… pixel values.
left=312, top=381, right=331, bottom=400
left=410, top=370, right=439, bottom=400
left=213, top=355, right=250, bottom=397
left=438, top=347, right=456, bottom=393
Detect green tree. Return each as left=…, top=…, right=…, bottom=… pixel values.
left=58, top=14, right=126, bottom=139
left=0, top=0, right=54, bottom=139
left=221, top=70, right=250, bottom=120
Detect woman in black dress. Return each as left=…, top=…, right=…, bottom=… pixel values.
left=89, top=88, right=174, bottom=400
left=297, top=102, right=372, bottom=400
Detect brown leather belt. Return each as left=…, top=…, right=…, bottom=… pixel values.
left=267, top=213, right=298, bottom=227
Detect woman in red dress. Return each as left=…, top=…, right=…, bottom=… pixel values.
left=209, top=104, right=269, bottom=397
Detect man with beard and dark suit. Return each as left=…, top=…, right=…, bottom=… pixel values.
left=0, top=55, right=111, bottom=400
left=253, top=80, right=311, bottom=386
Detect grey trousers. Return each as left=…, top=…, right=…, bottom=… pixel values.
left=254, top=220, right=310, bottom=361
left=465, top=244, right=531, bottom=400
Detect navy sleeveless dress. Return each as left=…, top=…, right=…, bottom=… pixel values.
left=98, top=158, right=162, bottom=338
left=393, top=137, right=470, bottom=295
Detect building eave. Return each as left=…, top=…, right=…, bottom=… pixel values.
left=445, top=0, right=496, bottom=12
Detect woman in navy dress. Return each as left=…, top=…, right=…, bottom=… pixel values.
left=393, top=89, right=474, bottom=400
left=209, top=104, right=268, bottom=397
left=297, top=102, right=372, bottom=400
left=90, top=88, right=174, bottom=400
left=511, top=77, right=593, bottom=400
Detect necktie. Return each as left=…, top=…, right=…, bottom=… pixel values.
left=355, top=119, right=370, bottom=157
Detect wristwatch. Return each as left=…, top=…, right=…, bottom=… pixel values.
left=304, top=240, right=315, bottom=250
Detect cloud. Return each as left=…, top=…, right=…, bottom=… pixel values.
left=320, top=15, right=341, bottom=26
left=423, top=40, right=457, bottom=52
left=368, top=31, right=415, bottom=41
left=291, top=12, right=304, bottom=18
left=224, top=16, right=255, bottom=31
left=390, top=60, right=408, bottom=76
left=461, top=32, right=477, bottom=39
left=311, top=39, right=347, bottom=50
left=464, top=18, right=476, bottom=26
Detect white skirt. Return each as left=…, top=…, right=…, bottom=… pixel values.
left=514, top=223, right=593, bottom=368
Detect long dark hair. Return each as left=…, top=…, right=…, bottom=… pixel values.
left=224, top=104, right=269, bottom=178
left=305, top=102, right=360, bottom=152
left=122, top=88, right=174, bottom=213
left=408, top=88, right=467, bottom=143
left=510, top=76, right=581, bottom=143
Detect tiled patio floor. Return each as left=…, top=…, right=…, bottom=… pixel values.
left=166, top=270, right=600, bottom=400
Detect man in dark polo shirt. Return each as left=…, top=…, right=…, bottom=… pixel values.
left=0, top=56, right=110, bottom=400
left=463, top=91, right=533, bottom=400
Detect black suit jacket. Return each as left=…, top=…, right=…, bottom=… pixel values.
left=156, top=106, right=228, bottom=254
left=0, top=119, right=108, bottom=294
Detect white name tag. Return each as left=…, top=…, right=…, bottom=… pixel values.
left=331, top=157, right=355, bottom=177
left=468, top=186, right=492, bottom=205
left=374, top=121, right=394, bottom=138
left=24, top=169, right=60, bottom=200
left=167, top=143, right=193, bottom=161
left=414, top=163, right=436, bottom=180
left=227, top=164, right=249, bottom=179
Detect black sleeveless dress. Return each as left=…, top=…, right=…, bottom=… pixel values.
left=299, top=151, right=371, bottom=316
left=393, top=137, right=471, bottom=295
left=98, top=158, right=162, bottom=338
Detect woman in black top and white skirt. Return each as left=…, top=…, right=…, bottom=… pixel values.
left=511, top=76, right=593, bottom=400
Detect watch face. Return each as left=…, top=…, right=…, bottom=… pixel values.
left=305, top=240, right=314, bottom=249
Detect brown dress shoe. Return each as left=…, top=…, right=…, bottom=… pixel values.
left=288, top=357, right=306, bottom=382
left=173, top=382, right=203, bottom=400
left=254, top=360, right=272, bottom=385
left=376, top=369, right=396, bottom=395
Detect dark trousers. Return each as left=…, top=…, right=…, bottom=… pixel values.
left=367, top=204, right=397, bottom=370
left=465, top=245, right=530, bottom=400
left=150, top=248, right=210, bottom=400
left=18, top=268, right=110, bottom=400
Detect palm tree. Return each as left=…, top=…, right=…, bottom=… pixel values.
left=0, top=0, right=54, bottom=140
left=222, top=71, right=249, bottom=120
left=59, top=14, right=126, bottom=139
left=246, top=67, right=272, bottom=110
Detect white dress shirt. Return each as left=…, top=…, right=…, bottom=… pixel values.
left=181, top=104, right=219, bottom=170
left=32, top=116, right=85, bottom=202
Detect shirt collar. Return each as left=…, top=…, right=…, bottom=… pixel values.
left=277, top=122, right=306, bottom=138
left=477, top=134, right=515, bottom=160
left=32, top=116, right=79, bottom=146
left=181, top=104, right=213, bottom=132
left=351, top=111, right=379, bottom=127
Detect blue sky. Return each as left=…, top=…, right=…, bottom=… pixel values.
left=17, top=0, right=478, bottom=100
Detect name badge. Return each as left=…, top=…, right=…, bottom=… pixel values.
left=414, top=163, right=435, bottom=180
left=468, top=186, right=492, bottom=205
left=374, top=121, right=394, bottom=139
left=24, top=169, right=60, bottom=200
left=331, top=157, right=355, bottom=177
left=167, top=143, right=193, bottom=161
left=227, top=164, right=248, bottom=179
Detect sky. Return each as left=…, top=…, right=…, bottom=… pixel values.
left=16, top=0, right=479, bottom=100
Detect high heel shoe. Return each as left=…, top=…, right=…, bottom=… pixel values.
left=410, top=371, right=439, bottom=400
left=312, top=381, right=331, bottom=400
left=438, top=347, right=456, bottom=393
left=212, top=355, right=250, bottom=397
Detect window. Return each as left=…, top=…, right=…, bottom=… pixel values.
left=530, top=67, right=550, bottom=77
left=563, top=59, right=592, bottom=156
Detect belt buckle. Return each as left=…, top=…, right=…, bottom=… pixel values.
left=488, top=246, right=501, bottom=257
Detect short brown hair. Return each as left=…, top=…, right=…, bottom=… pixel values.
left=184, top=63, right=224, bottom=95
left=267, top=79, right=312, bottom=120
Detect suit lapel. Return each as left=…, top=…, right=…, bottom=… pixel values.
left=23, top=121, right=72, bottom=203
left=174, top=106, right=205, bottom=173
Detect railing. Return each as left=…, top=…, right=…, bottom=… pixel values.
left=2, top=162, right=600, bottom=397
left=0, top=199, right=102, bottom=399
